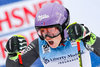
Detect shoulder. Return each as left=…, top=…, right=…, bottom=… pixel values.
left=31, top=38, right=39, bottom=44
left=30, top=38, right=39, bottom=47
left=29, top=38, right=39, bottom=54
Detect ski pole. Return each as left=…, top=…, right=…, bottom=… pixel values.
left=17, top=52, right=23, bottom=67
left=76, top=40, right=83, bottom=67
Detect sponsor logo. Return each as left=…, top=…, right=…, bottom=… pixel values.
left=86, top=45, right=94, bottom=51
left=22, top=44, right=33, bottom=55
left=71, top=41, right=77, bottom=47
left=42, top=51, right=84, bottom=64
left=37, top=14, right=49, bottom=21
left=42, top=45, right=51, bottom=54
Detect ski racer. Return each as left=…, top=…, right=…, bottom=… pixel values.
left=5, top=3, right=100, bottom=67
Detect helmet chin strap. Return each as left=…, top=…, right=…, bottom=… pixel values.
left=59, top=39, right=65, bottom=47
left=60, top=28, right=69, bottom=43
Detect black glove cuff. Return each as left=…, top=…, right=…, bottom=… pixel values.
left=8, top=53, right=17, bottom=57
left=82, top=35, right=90, bottom=43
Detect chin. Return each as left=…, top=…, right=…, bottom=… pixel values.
left=49, top=45, right=58, bottom=48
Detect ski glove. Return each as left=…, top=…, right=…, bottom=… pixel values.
left=5, top=35, right=27, bottom=60
left=67, top=22, right=96, bottom=46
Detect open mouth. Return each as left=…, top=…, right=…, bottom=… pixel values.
left=48, top=40, right=54, bottom=45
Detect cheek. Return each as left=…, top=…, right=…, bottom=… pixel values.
left=54, top=35, right=62, bottom=43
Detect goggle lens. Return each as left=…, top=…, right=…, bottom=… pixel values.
left=37, top=27, right=60, bottom=39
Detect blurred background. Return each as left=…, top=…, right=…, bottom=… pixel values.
left=0, top=0, right=100, bottom=67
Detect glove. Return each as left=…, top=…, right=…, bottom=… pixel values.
left=5, top=35, right=27, bottom=60
left=67, top=22, right=91, bottom=40
left=67, top=22, right=96, bottom=46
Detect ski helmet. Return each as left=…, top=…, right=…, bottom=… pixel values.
left=35, top=3, right=70, bottom=42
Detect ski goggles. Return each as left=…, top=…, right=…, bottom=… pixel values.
left=36, top=25, right=62, bottom=39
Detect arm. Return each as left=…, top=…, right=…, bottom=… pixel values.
left=92, top=36, right=100, bottom=56
left=22, top=39, right=39, bottom=67
left=84, top=36, right=100, bottom=56
left=6, top=35, right=39, bottom=67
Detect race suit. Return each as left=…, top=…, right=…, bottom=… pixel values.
left=6, top=36, right=100, bottom=67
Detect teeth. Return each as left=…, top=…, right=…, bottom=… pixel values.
left=48, top=40, right=52, bottom=41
